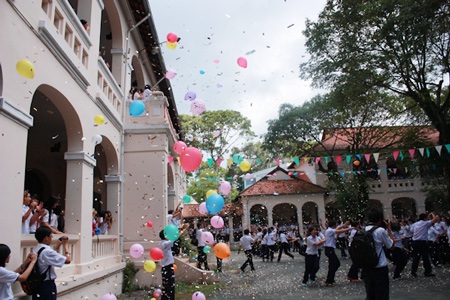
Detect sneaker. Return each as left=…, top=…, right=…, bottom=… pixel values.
left=424, top=273, right=436, bottom=277
left=302, top=282, right=308, bottom=287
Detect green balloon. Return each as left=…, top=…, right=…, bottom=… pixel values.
left=163, top=224, right=179, bottom=241
left=182, top=195, right=191, bottom=204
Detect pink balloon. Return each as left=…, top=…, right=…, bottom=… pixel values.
left=199, top=202, right=208, bottom=214
left=213, top=58, right=220, bottom=63
left=129, top=243, right=144, bottom=259
left=245, top=173, right=253, bottom=180
left=237, top=56, right=247, bottom=68
left=165, top=69, right=177, bottom=79
left=201, top=231, right=215, bottom=245
left=190, top=99, right=206, bottom=116
left=150, top=248, right=164, bottom=261
left=100, top=293, right=117, bottom=300
left=192, top=291, right=206, bottom=300
left=146, top=221, right=153, bottom=228
left=219, top=181, right=231, bottom=196
left=210, top=215, right=224, bottom=229
left=180, top=147, right=202, bottom=172
left=167, top=32, right=178, bottom=43
left=173, top=141, right=187, bottom=154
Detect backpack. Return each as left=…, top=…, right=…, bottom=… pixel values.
left=21, top=247, right=51, bottom=295
left=350, top=226, right=379, bottom=269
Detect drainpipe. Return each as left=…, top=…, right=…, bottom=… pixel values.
left=119, top=13, right=151, bottom=258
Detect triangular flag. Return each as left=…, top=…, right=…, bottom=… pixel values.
left=275, top=158, right=281, bottom=165
left=426, top=148, right=431, bottom=157
left=435, top=145, right=442, bottom=155
left=207, top=158, right=213, bottom=167
left=176, top=156, right=181, bottom=164
left=335, top=156, right=342, bottom=166
left=227, top=158, right=233, bottom=168
left=324, top=156, right=329, bottom=164
left=346, top=155, right=352, bottom=164
left=356, top=154, right=361, bottom=160
left=399, top=151, right=404, bottom=161
left=168, top=156, right=174, bottom=165
left=408, top=149, right=415, bottom=159
left=392, top=150, right=400, bottom=161
left=419, top=148, right=424, bottom=156
left=445, top=144, right=450, bottom=153
left=364, top=153, right=371, bottom=163
left=293, top=157, right=300, bottom=166
left=373, top=153, right=379, bottom=163
left=315, top=157, right=321, bottom=165
left=216, top=157, right=224, bottom=166
left=256, top=158, right=262, bottom=165
left=393, top=168, right=397, bottom=174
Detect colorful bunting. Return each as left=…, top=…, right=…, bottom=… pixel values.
left=408, top=149, right=415, bottom=159
left=335, top=156, right=342, bottom=166
left=392, top=150, right=400, bottom=161
left=364, top=153, right=371, bottom=163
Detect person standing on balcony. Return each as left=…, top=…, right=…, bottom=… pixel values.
left=22, top=190, right=36, bottom=234
left=29, top=195, right=45, bottom=234
left=32, top=226, right=71, bottom=299
left=0, top=244, right=37, bottom=300
left=142, top=84, right=152, bottom=100
left=40, top=196, right=63, bottom=235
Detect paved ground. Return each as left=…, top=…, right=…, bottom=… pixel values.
left=121, top=250, right=450, bottom=300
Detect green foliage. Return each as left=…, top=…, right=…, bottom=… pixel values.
left=122, top=260, right=139, bottom=294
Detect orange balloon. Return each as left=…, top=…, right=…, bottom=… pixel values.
left=213, top=242, right=230, bottom=259
left=173, top=264, right=178, bottom=271
left=353, top=160, right=361, bottom=166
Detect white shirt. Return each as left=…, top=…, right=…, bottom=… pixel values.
left=142, top=88, right=152, bottom=100
left=22, top=204, right=32, bottom=234
left=402, top=224, right=412, bottom=238
left=306, top=235, right=320, bottom=255
left=348, top=228, right=357, bottom=247
left=365, top=226, right=393, bottom=268
left=159, top=240, right=174, bottom=267
left=266, top=232, right=277, bottom=246
left=411, top=220, right=433, bottom=241
left=240, top=234, right=254, bottom=250
left=33, top=244, right=67, bottom=280
left=0, top=267, right=19, bottom=299
left=324, top=228, right=337, bottom=248
left=197, top=228, right=206, bottom=247
left=428, top=226, right=439, bottom=242
left=279, top=232, right=289, bottom=243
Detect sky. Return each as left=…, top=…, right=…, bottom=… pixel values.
left=150, top=0, right=327, bottom=139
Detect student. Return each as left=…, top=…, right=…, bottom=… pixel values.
left=277, top=229, right=294, bottom=261
left=347, top=221, right=362, bottom=282
left=32, top=226, right=71, bottom=299
left=22, top=190, right=36, bottom=234
left=302, top=226, right=325, bottom=286
left=0, top=244, right=37, bottom=300
left=196, top=222, right=209, bottom=270
left=238, top=229, right=255, bottom=272
left=265, top=227, right=277, bottom=262
left=159, top=224, right=188, bottom=300
left=41, top=196, right=63, bottom=234
left=324, top=220, right=352, bottom=286
left=410, top=213, right=440, bottom=277
left=362, top=209, right=394, bottom=300
left=391, top=222, right=408, bottom=279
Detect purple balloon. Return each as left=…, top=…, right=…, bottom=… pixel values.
left=184, top=91, right=197, bottom=101
left=219, top=181, right=231, bottom=196
left=192, top=291, right=206, bottom=300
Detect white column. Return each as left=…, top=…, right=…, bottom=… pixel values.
left=64, top=151, right=96, bottom=263
left=104, top=174, right=122, bottom=236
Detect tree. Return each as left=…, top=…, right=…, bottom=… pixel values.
left=179, top=110, right=256, bottom=171
left=301, top=0, right=450, bottom=205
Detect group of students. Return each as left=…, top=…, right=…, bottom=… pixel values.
left=92, top=209, right=113, bottom=236
left=129, top=84, right=153, bottom=101
left=22, top=191, right=65, bottom=235
left=237, top=209, right=450, bottom=300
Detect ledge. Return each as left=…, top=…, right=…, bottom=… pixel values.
left=0, top=97, right=34, bottom=128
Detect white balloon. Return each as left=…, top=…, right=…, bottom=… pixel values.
left=91, top=134, right=102, bottom=145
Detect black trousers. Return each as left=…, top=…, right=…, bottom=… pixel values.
left=278, top=242, right=294, bottom=261
left=347, top=248, right=360, bottom=279
left=362, top=266, right=389, bottom=300
left=325, top=247, right=341, bottom=284
left=33, top=280, right=56, bottom=300
left=303, top=254, right=319, bottom=283
left=197, top=246, right=209, bottom=270
left=161, top=264, right=175, bottom=300
left=337, top=237, right=348, bottom=257
left=268, top=245, right=277, bottom=262
left=411, top=240, right=432, bottom=274
left=392, top=247, right=407, bottom=277
left=240, top=249, right=255, bottom=271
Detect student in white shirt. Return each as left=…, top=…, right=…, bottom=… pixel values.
left=277, top=230, right=294, bottom=261
left=362, top=209, right=394, bottom=300
left=302, top=226, right=325, bottom=286
left=238, top=229, right=255, bottom=272
left=324, top=220, right=352, bottom=285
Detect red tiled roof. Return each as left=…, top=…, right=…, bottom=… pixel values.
left=314, top=126, right=439, bottom=153
left=238, top=166, right=328, bottom=197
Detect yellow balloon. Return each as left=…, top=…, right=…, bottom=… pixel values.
left=206, top=189, right=217, bottom=199
left=94, top=114, right=105, bottom=125
left=239, top=160, right=251, bottom=172
left=166, top=42, right=177, bottom=50
left=144, top=260, right=156, bottom=272
left=16, top=59, right=35, bottom=79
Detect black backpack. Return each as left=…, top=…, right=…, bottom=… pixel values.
left=190, top=229, right=198, bottom=246
left=21, top=247, right=51, bottom=295
left=350, top=226, right=379, bottom=269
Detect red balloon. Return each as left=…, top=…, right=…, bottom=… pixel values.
left=167, top=32, right=178, bottom=43
left=173, top=141, right=187, bottom=154
left=150, top=248, right=164, bottom=261
left=180, top=147, right=202, bottom=172
left=146, top=221, right=153, bottom=228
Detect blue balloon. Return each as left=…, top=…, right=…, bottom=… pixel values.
left=95, top=227, right=101, bottom=235
left=129, top=100, right=145, bottom=116
left=206, top=194, right=225, bottom=214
